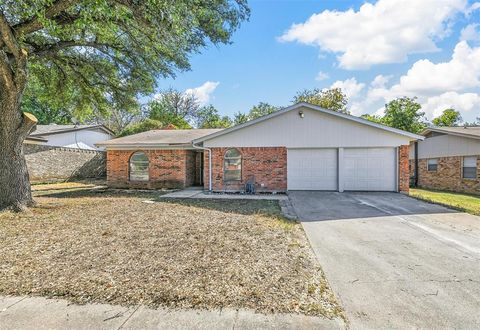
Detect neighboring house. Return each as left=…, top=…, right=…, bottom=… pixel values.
left=409, top=126, right=480, bottom=195
left=26, top=124, right=114, bottom=150
left=97, top=103, right=423, bottom=193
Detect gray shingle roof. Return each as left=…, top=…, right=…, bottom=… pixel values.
left=425, top=126, right=480, bottom=139
left=96, top=129, right=223, bottom=147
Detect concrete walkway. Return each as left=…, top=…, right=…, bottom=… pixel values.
left=0, top=296, right=344, bottom=330
left=159, top=187, right=288, bottom=200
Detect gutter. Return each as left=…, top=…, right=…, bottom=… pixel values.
left=192, top=142, right=212, bottom=192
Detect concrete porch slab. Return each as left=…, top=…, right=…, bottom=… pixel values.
left=160, top=188, right=288, bottom=200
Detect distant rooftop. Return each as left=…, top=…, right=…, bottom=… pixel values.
left=30, top=124, right=114, bottom=136
left=96, top=129, right=223, bottom=147
left=424, top=126, right=480, bottom=139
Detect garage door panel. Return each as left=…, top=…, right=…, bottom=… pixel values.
left=288, top=149, right=338, bottom=190
left=344, top=148, right=396, bottom=191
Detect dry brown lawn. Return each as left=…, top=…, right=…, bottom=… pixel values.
left=0, top=182, right=342, bottom=317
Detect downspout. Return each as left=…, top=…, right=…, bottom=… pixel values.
left=192, top=142, right=212, bottom=192
left=414, top=141, right=419, bottom=188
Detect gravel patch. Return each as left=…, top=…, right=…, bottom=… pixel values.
left=0, top=184, right=342, bottom=318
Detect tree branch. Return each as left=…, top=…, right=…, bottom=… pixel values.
left=29, top=40, right=116, bottom=57
left=13, top=0, right=80, bottom=36
left=0, top=50, right=14, bottom=90
left=0, top=12, right=21, bottom=58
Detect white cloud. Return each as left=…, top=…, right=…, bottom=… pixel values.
left=387, top=41, right=480, bottom=95
left=185, top=81, right=220, bottom=105
left=370, top=75, right=392, bottom=89
left=346, top=41, right=480, bottom=121
left=466, top=2, right=480, bottom=15
left=330, top=77, right=365, bottom=99
left=460, top=24, right=480, bottom=41
left=421, top=92, right=480, bottom=119
left=279, top=0, right=466, bottom=69
left=315, top=71, right=329, bottom=81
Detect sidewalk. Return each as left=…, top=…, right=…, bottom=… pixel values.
left=0, top=296, right=344, bottom=330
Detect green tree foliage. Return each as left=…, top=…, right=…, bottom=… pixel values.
left=248, top=102, right=280, bottom=120
left=231, top=102, right=280, bottom=126
left=153, top=88, right=201, bottom=120
left=5, top=0, right=249, bottom=118
left=195, top=105, right=232, bottom=128
left=360, top=114, right=383, bottom=124
left=147, top=88, right=203, bottom=128
left=293, top=88, right=349, bottom=113
left=233, top=111, right=249, bottom=125
left=21, top=95, right=72, bottom=125
left=361, top=97, right=426, bottom=133
left=382, top=97, right=426, bottom=133
left=148, top=100, right=192, bottom=129
left=432, top=109, right=462, bottom=127
left=0, top=0, right=249, bottom=209
left=118, top=119, right=164, bottom=137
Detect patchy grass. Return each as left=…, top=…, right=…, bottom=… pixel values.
left=0, top=182, right=342, bottom=318
left=410, top=189, right=480, bottom=216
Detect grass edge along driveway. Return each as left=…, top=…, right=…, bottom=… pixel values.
left=409, top=188, right=480, bottom=216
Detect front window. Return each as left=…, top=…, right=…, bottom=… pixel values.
left=427, top=158, right=438, bottom=172
left=463, top=156, right=477, bottom=179
left=129, top=151, right=149, bottom=181
left=224, top=148, right=242, bottom=181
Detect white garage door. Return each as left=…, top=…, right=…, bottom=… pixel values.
left=344, top=148, right=396, bottom=191
left=287, top=149, right=338, bottom=190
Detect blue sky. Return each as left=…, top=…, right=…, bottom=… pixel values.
left=155, top=0, right=480, bottom=123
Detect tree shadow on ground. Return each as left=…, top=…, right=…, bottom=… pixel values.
left=33, top=187, right=163, bottom=200
left=33, top=187, right=284, bottom=218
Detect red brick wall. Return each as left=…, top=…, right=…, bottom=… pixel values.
left=106, top=149, right=197, bottom=189
left=398, top=145, right=410, bottom=194
left=409, top=156, right=479, bottom=195
left=204, top=147, right=287, bottom=192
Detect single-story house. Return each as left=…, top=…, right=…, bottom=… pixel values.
left=97, top=103, right=423, bottom=193
left=26, top=124, right=114, bottom=150
left=409, top=126, right=480, bottom=195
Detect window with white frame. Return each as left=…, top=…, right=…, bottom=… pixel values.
left=129, top=151, right=149, bottom=181
left=427, top=158, right=438, bottom=172
left=463, top=156, right=477, bottom=179
left=224, top=148, right=242, bottom=181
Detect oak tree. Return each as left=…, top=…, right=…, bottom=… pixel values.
left=0, top=0, right=248, bottom=210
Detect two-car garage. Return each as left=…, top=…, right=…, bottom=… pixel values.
left=287, top=147, right=397, bottom=192
left=197, top=103, right=422, bottom=194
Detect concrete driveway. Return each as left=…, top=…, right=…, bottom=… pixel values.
left=289, top=191, right=480, bottom=329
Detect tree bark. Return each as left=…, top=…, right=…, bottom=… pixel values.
left=0, top=85, right=36, bottom=212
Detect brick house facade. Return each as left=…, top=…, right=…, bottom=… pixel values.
left=99, top=104, right=422, bottom=194
left=107, top=149, right=201, bottom=189
left=204, top=147, right=287, bottom=192
left=203, top=145, right=410, bottom=193
left=410, top=156, right=480, bottom=195
left=409, top=126, right=480, bottom=195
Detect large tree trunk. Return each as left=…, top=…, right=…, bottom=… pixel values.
left=0, top=89, right=36, bottom=212
left=0, top=14, right=36, bottom=211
